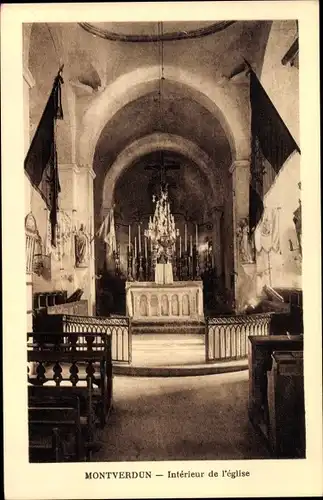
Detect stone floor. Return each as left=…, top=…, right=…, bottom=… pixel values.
left=93, top=370, right=270, bottom=461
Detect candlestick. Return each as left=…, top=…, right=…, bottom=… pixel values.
left=138, top=225, right=141, bottom=253
left=190, top=235, right=193, bottom=257
left=134, top=236, right=137, bottom=259
left=195, top=224, right=198, bottom=248
left=128, top=224, right=131, bottom=249
left=184, top=224, right=187, bottom=252
left=179, top=236, right=182, bottom=258
left=144, top=237, right=148, bottom=259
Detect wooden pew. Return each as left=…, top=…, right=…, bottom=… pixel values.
left=27, top=331, right=113, bottom=457
left=248, top=335, right=303, bottom=453
left=29, top=391, right=84, bottom=462
left=267, top=350, right=305, bottom=458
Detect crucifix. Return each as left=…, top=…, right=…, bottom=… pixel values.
left=145, top=151, right=180, bottom=189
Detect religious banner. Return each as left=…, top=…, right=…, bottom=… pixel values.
left=97, top=207, right=117, bottom=259
left=254, top=207, right=280, bottom=254
left=24, top=68, right=64, bottom=246
left=247, top=64, right=300, bottom=232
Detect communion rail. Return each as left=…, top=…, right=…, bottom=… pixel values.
left=205, top=313, right=273, bottom=362
left=35, top=314, right=131, bottom=364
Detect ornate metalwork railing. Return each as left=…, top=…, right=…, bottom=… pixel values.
left=205, top=313, right=273, bottom=362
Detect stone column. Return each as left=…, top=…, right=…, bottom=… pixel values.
left=229, top=159, right=257, bottom=312
left=55, top=163, right=80, bottom=296
left=210, top=207, right=223, bottom=278
left=74, top=165, right=96, bottom=315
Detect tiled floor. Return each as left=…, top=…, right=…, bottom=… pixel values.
left=94, top=370, right=270, bottom=461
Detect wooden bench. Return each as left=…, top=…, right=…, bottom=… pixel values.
left=29, top=391, right=84, bottom=462
left=28, top=331, right=113, bottom=458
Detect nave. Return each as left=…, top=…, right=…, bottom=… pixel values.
left=93, top=372, right=269, bottom=462
left=23, top=18, right=305, bottom=467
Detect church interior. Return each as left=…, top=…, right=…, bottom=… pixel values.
left=24, top=20, right=304, bottom=462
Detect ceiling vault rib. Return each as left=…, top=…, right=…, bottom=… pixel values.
left=78, top=21, right=236, bottom=43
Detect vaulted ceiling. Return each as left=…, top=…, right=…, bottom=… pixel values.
left=27, top=21, right=273, bottom=224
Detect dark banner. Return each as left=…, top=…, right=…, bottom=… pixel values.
left=24, top=71, right=64, bottom=245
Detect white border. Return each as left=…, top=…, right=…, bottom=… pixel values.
left=2, top=2, right=322, bottom=499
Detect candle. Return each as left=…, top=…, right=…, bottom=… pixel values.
left=190, top=235, right=193, bottom=257
left=128, top=225, right=131, bottom=250
left=184, top=224, right=187, bottom=252
left=134, top=236, right=137, bottom=259
left=195, top=224, right=198, bottom=248
left=179, top=236, right=182, bottom=258
left=138, top=225, right=141, bottom=253
left=144, top=237, right=148, bottom=259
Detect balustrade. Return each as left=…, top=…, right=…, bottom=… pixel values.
left=205, top=313, right=273, bottom=362
left=34, top=313, right=132, bottom=364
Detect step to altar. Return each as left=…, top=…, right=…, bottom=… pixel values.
left=113, top=360, right=248, bottom=377
left=131, top=321, right=206, bottom=335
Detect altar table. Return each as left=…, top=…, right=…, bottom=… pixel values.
left=126, top=281, right=204, bottom=323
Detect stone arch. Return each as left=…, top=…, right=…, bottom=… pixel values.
left=79, top=65, right=250, bottom=167
left=139, top=295, right=148, bottom=316
left=101, top=132, right=218, bottom=213
left=171, top=295, right=180, bottom=316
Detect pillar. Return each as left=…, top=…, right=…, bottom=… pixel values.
left=210, top=206, right=223, bottom=278
left=57, top=163, right=96, bottom=315
left=74, top=164, right=96, bottom=315
left=230, top=159, right=257, bottom=312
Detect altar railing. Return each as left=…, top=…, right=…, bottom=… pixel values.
left=205, top=313, right=273, bottom=362
left=34, top=314, right=131, bottom=364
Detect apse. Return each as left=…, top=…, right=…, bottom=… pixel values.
left=93, top=80, right=233, bottom=227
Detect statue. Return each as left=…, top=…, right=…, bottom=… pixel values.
left=75, top=224, right=88, bottom=268
left=293, top=199, right=302, bottom=256
left=237, top=218, right=255, bottom=264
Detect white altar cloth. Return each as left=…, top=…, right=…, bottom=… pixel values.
left=155, top=263, right=173, bottom=284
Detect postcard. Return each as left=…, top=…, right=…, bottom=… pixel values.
left=2, top=1, right=322, bottom=498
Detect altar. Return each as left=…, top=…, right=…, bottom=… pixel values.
left=126, top=280, right=204, bottom=322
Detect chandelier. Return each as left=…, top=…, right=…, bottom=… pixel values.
left=145, top=185, right=179, bottom=255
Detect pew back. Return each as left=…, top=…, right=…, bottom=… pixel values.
left=268, top=350, right=305, bottom=458
left=248, top=335, right=304, bottom=456
left=28, top=391, right=84, bottom=462
left=27, top=331, right=113, bottom=427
